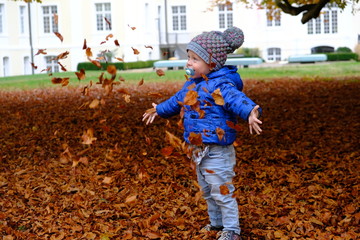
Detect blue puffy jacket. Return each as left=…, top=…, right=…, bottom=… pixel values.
left=156, top=65, right=261, bottom=145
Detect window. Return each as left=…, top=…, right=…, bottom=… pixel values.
left=20, top=6, right=27, bottom=34
left=267, top=48, right=281, bottom=61
left=331, top=10, right=338, bottom=33
left=307, top=6, right=338, bottom=34
left=24, top=56, right=31, bottom=75
left=172, top=6, right=186, bottom=31
left=218, top=3, right=233, bottom=29
left=266, top=9, right=281, bottom=27
left=3, top=57, right=10, bottom=77
left=95, top=3, right=112, bottom=31
left=45, top=56, right=59, bottom=73
left=0, top=4, right=4, bottom=34
left=42, top=6, right=58, bottom=33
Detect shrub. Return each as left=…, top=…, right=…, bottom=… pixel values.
left=336, top=47, right=352, bottom=53
left=234, top=48, right=260, bottom=57
left=326, top=52, right=359, bottom=61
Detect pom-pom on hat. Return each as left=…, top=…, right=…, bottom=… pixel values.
left=187, top=26, right=244, bottom=71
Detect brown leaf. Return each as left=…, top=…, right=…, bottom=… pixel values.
left=220, top=184, right=230, bottom=195
left=132, top=47, right=140, bottom=55
left=138, top=78, right=144, bottom=87
left=216, top=127, right=225, bottom=141
left=125, top=194, right=137, bottom=204
left=145, top=45, right=153, bottom=50
left=226, top=120, right=242, bottom=131
left=35, top=49, right=47, bottom=56
left=104, top=17, right=111, bottom=28
left=156, top=69, right=165, bottom=77
left=82, top=39, right=87, bottom=50
left=75, top=69, right=86, bottom=80
left=212, top=88, right=224, bottom=105
left=105, top=33, right=113, bottom=41
left=128, top=24, right=136, bottom=30
left=188, top=132, right=203, bottom=146
left=115, top=57, right=123, bottom=62
left=81, top=128, right=97, bottom=145
left=54, top=32, right=64, bottom=42
left=114, top=39, right=120, bottom=46
left=107, top=65, right=117, bottom=75
left=184, top=90, right=198, bottom=106
left=86, top=48, right=93, bottom=57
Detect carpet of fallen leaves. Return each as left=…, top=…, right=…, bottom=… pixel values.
left=0, top=77, right=359, bottom=240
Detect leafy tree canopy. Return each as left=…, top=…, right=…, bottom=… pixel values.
left=211, top=0, right=359, bottom=23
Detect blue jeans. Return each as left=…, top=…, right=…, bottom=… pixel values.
left=196, top=144, right=240, bottom=235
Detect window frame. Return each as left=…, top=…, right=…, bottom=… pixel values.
left=19, top=5, right=27, bottom=35
left=45, top=56, right=59, bottom=73
left=171, top=5, right=186, bottom=31
left=218, top=3, right=233, bottom=29
left=41, top=5, right=59, bottom=34
left=0, top=3, right=5, bottom=34
left=95, top=2, right=112, bottom=32
left=267, top=47, right=281, bottom=62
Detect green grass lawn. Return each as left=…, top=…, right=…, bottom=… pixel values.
left=0, top=61, right=359, bottom=90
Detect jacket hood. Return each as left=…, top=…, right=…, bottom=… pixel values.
left=207, top=65, right=243, bottom=91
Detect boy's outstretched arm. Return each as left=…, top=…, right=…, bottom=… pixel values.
left=142, top=103, right=158, bottom=125
left=248, top=105, right=262, bottom=135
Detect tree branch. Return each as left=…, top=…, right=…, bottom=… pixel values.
left=275, top=0, right=331, bottom=23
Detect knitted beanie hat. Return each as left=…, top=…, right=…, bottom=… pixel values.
left=187, top=26, right=244, bottom=71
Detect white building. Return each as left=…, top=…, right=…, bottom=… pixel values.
left=0, top=0, right=359, bottom=77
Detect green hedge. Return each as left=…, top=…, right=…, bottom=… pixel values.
left=77, top=60, right=157, bottom=71
left=326, top=52, right=359, bottom=61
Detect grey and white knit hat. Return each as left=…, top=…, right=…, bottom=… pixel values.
left=187, top=26, right=244, bottom=71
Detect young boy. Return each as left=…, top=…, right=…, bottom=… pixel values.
left=143, top=26, right=262, bottom=240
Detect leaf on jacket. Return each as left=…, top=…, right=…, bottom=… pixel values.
left=226, top=120, right=243, bottom=131
left=188, top=132, right=202, bottom=146
left=212, top=88, right=224, bottom=105
left=184, top=90, right=198, bottom=106
left=216, top=127, right=225, bottom=141
left=187, top=83, right=196, bottom=90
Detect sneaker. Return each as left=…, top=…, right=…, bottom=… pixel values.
left=201, top=224, right=224, bottom=232
left=217, top=230, right=241, bottom=240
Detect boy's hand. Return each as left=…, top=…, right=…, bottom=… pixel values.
left=142, top=103, right=158, bottom=125
left=248, top=105, right=262, bottom=135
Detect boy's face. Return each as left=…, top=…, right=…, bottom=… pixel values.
left=186, top=50, right=211, bottom=79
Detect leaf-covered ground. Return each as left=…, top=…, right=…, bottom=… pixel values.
left=0, top=78, right=359, bottom=240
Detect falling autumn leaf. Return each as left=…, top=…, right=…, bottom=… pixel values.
left=128, top=24, right=136, bottom=30
left=54, top=32, right=64, bottom=42
left=131, top=47, right=140, bottom=55
left=53, top=13, right=58, bottom=25
left=51, top=77, right=69, bottom=87
left=35, top=49, right=47, bottom=56
left=156, top=69, right=165, bottom=77
left=205, top=169, right=215, bottom=174
left=86, top=48, right=93, bottom=57
left=211, top=88, right=224, bottom=105
left=104, top=17, right=111, bottom=29
left=145, top=45, right=153, bottom=50
left=90, top=60, right=102, bottom=68
left=115, top=57, right=123, bottom=62
left=82, top=39, right=87, bottom=50
left=57, top=62, right=67, bottom=72
left=75, top=69, right=86, bottom=80
left=54, top=51, right=70, bottom=60
left=106, top=65, right=117, bottom=75
left=105, top=33, right=113, bottom=41
left=114, top=39, right=120, bottom=47
left=184, top=90, right=198, bottom=106
left=30, top=62, right=38, bottom=69
left=138, top=78, right=144, bottom=87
